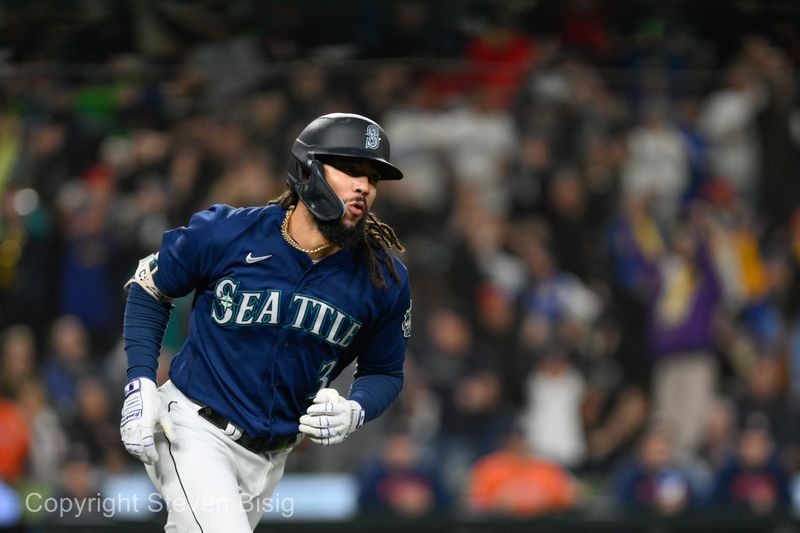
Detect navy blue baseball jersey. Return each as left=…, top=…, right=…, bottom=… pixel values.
left=151, top=203, right=410, bottom=439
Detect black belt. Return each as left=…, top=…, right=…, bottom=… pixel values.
left=197, top=406, right=299, bottom=455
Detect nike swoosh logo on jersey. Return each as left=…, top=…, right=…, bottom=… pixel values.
left=245, top=253, right=273, bottom=264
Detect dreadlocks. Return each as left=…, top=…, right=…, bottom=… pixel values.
left=270, top=190, right=404, bottom=290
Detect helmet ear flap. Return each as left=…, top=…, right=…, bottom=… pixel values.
left=287, top=156, right=345, bottom=222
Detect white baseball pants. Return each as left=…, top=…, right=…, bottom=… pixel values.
left=144, top=380, right=292, bottom=532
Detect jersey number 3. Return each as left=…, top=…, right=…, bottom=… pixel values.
left=307, top=359, right=337, bottom=400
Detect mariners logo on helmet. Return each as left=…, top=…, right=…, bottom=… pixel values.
left=365, top=124, right=381, bottom=150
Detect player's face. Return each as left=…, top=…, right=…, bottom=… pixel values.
left=322, top=160, right=379, bottom=227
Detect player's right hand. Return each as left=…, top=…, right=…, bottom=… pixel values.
left=120, top=378, right=178, bottom=464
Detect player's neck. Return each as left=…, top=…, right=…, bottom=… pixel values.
left=286, top=203, right=340, bottom=260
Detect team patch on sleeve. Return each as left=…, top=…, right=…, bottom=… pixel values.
left=402, top=300, right=412, bottom=338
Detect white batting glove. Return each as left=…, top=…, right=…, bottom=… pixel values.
left=298, top=388, right=365, bottom=446
left=120, top=378, right=178, bottom=464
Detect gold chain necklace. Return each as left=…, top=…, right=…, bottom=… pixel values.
left=281, top=207, right=333, bottom=255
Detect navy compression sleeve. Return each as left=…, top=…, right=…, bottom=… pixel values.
left=348, top=373, right=403, bottom=423
left=123, top=283, right=172, bottom=382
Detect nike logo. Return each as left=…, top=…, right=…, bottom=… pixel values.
left=245, top=253, right=272, bottom=264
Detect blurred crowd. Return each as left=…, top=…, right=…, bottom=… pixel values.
left=1, top=0, right=800, bottom=527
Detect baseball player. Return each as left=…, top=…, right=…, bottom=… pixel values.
left=120, top=113, right=412, bottom=532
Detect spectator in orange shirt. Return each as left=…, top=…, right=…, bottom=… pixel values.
left=468, top=423, right=578, bottom=516
left=0, top=398, right=30, bottom=483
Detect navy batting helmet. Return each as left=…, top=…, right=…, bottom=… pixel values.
left=288, top=113, right=403, bottom=221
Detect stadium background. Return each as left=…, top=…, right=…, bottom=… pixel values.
left=1, top=0, right=800, bottom=531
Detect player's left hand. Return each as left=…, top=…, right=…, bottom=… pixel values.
left=298, top=388, right=365, bottom=445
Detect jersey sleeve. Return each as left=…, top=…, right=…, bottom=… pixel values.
left=353, top=277, right=411, bottom=379
left=347, top=274, right=411, bottom=421
left=153, top=204, right=227, bottom=298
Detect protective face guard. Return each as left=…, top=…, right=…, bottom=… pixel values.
left=287, top=155, right=346, bottom=222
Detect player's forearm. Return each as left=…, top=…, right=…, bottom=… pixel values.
left=124, top=283, right=173, bottom=381
left=348, top=373, right=403, bottom=423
